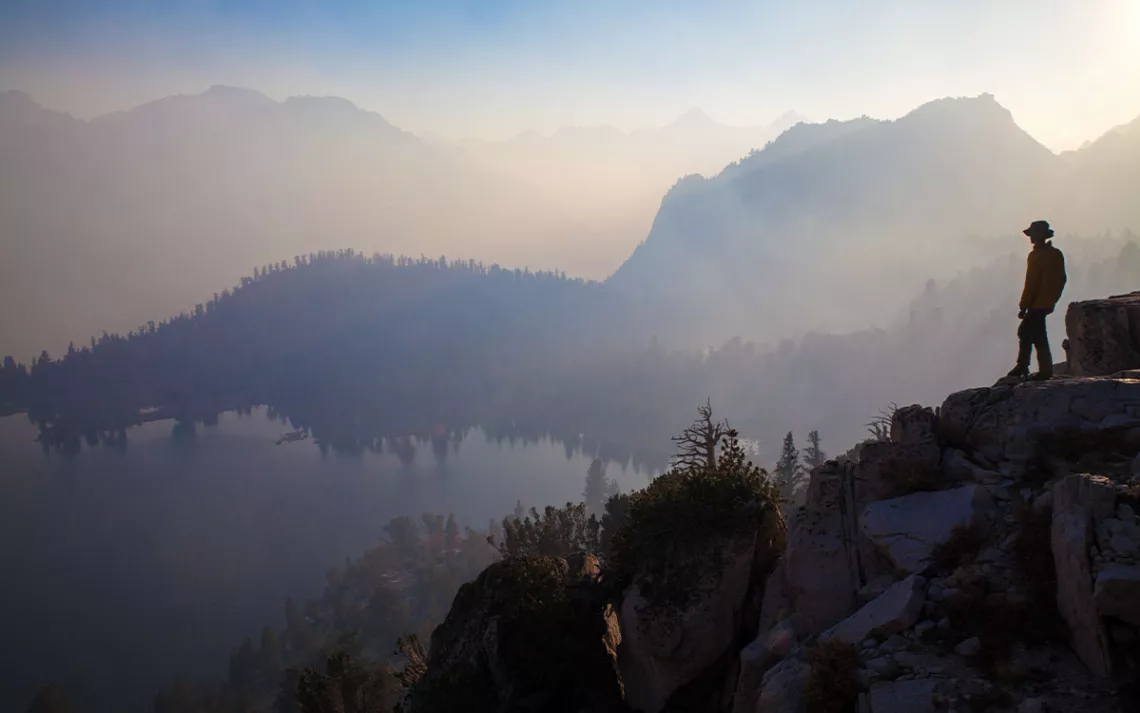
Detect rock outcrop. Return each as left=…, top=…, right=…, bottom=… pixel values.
left=1094, top=564, right=1140, bottom=626
left=820, top=575, right=926, bottom=645
left=861, top=486, right=993, bottom=574
left=732, top=364, right=1140, bottom=711
left=412, top=294, right=1140, bottom=713
left=754, top=658, right=808, bottom=713
left=618, top=506, right=785, bottom=713
left=940, top=374, right=1140, bottom=468
left=404, top=555, right=626, bottom=713
left=1052, top=473, right=1115, bottom=677
left=731, top=618, right=798, bottom=713
left=618, top=536, right=757, bottom=713
left=1066, top=292, right=1140, bottom=377
left=782, top=459, right=863, bottom=635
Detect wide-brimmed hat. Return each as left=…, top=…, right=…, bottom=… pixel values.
left=1023, top=220, right=1054, bottom=239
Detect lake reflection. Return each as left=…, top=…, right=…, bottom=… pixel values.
left=0, top=409, right=650, bottom=713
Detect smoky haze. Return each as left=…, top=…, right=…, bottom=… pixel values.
left=3, top=86, right=1140, bottom=360
left=3, top=84, right=1139, bottom=469
left=3, top=3, right=1140, bottom=711
left=0, top=86, right=805, bottom=358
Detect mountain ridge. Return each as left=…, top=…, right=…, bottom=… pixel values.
left=2, top=86, right=1138, bottom=356
left=606, top=93, right=1140, bottom=345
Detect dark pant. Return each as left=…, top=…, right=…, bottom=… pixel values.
left=1017, top=308, right=1053, bottom=374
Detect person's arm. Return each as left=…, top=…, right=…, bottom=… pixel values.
left=1020, top=251, right=1041, bottom=311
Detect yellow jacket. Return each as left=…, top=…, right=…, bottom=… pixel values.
left=1020, top=242, right=1066, bottom=311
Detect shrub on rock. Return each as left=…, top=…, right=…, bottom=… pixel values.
left=606, top=430, right=782, bottom=611
left=803, top=639, right=860, bottom=713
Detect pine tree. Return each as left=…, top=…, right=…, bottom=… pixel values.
left=774, top=431, right=804, bottom=505
left=583, top=458, right=608, bottom=515
left=803, top=430, right=826, bottom=471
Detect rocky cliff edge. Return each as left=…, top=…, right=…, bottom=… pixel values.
left=406, top=292, right=1140, bottom=713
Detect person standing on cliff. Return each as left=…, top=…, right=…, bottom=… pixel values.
left=1007, top=220, right=1067, bottom=381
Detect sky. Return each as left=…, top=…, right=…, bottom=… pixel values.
left=1, top=0, right=1138, bottom=150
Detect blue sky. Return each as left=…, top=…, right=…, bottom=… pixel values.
left=2, top=0, right=1138, bottom=149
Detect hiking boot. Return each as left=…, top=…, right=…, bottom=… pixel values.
left=1028, top=371, right=1053, bottom=382
left=1006, top=365, right=1029, bottom=379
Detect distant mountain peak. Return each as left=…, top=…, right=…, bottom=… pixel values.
left=902, top=93, right=1015, bottom=127
left=0, top=89, right=77, bottom=128
left=669, top=107, right=719, bottom=129
left=284, top=94, right=361, bottom=112
left=0, top=89, right=36, bottom=105
left=200, top=85, right=275, bottom=104
left=0, top=89, right=53, bottom=116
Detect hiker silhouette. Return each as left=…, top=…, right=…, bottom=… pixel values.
left=1007, top=220, right=1067, bottom=381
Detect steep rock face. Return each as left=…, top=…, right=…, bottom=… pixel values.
left=755, top=559, right=792, bottom=635
left=747, top=374, right=1138, bottom=711
left=738, top=361, right=1140, bottom=712
left=731, top=618, right=799, bottom=713
left=618, top=508, right=784, bottom=713
left=783, top=459, right=864, bottom=634
left=1066, top=292, right=1140, bottom=377
left=783, top=405, right=943, bottom=634
left=618, top=537, right=755, bottom=713
left=1051, top=474, right=1115, bottom=677
left=406, top=555, right=625, bottom=713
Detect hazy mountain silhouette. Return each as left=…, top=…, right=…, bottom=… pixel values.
left=0, top=90, right=806, bottom=358
left=1061, top=113, right=1140, bottom=233
left=608, top=94, right=1140, bottom=345
left=0, top=87, right=580, bottom=358
left=719, top=115, right=882, bottom=175
left=3, top=88, right=1138, bottom=358
left=447, top=108, right=805, bottom=288
left=667, top=107, right=719, bottom=129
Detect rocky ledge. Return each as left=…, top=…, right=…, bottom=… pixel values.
left=741, top=373, right=1140, bottom=713
left=402, top=293, right=1140, bottom=713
